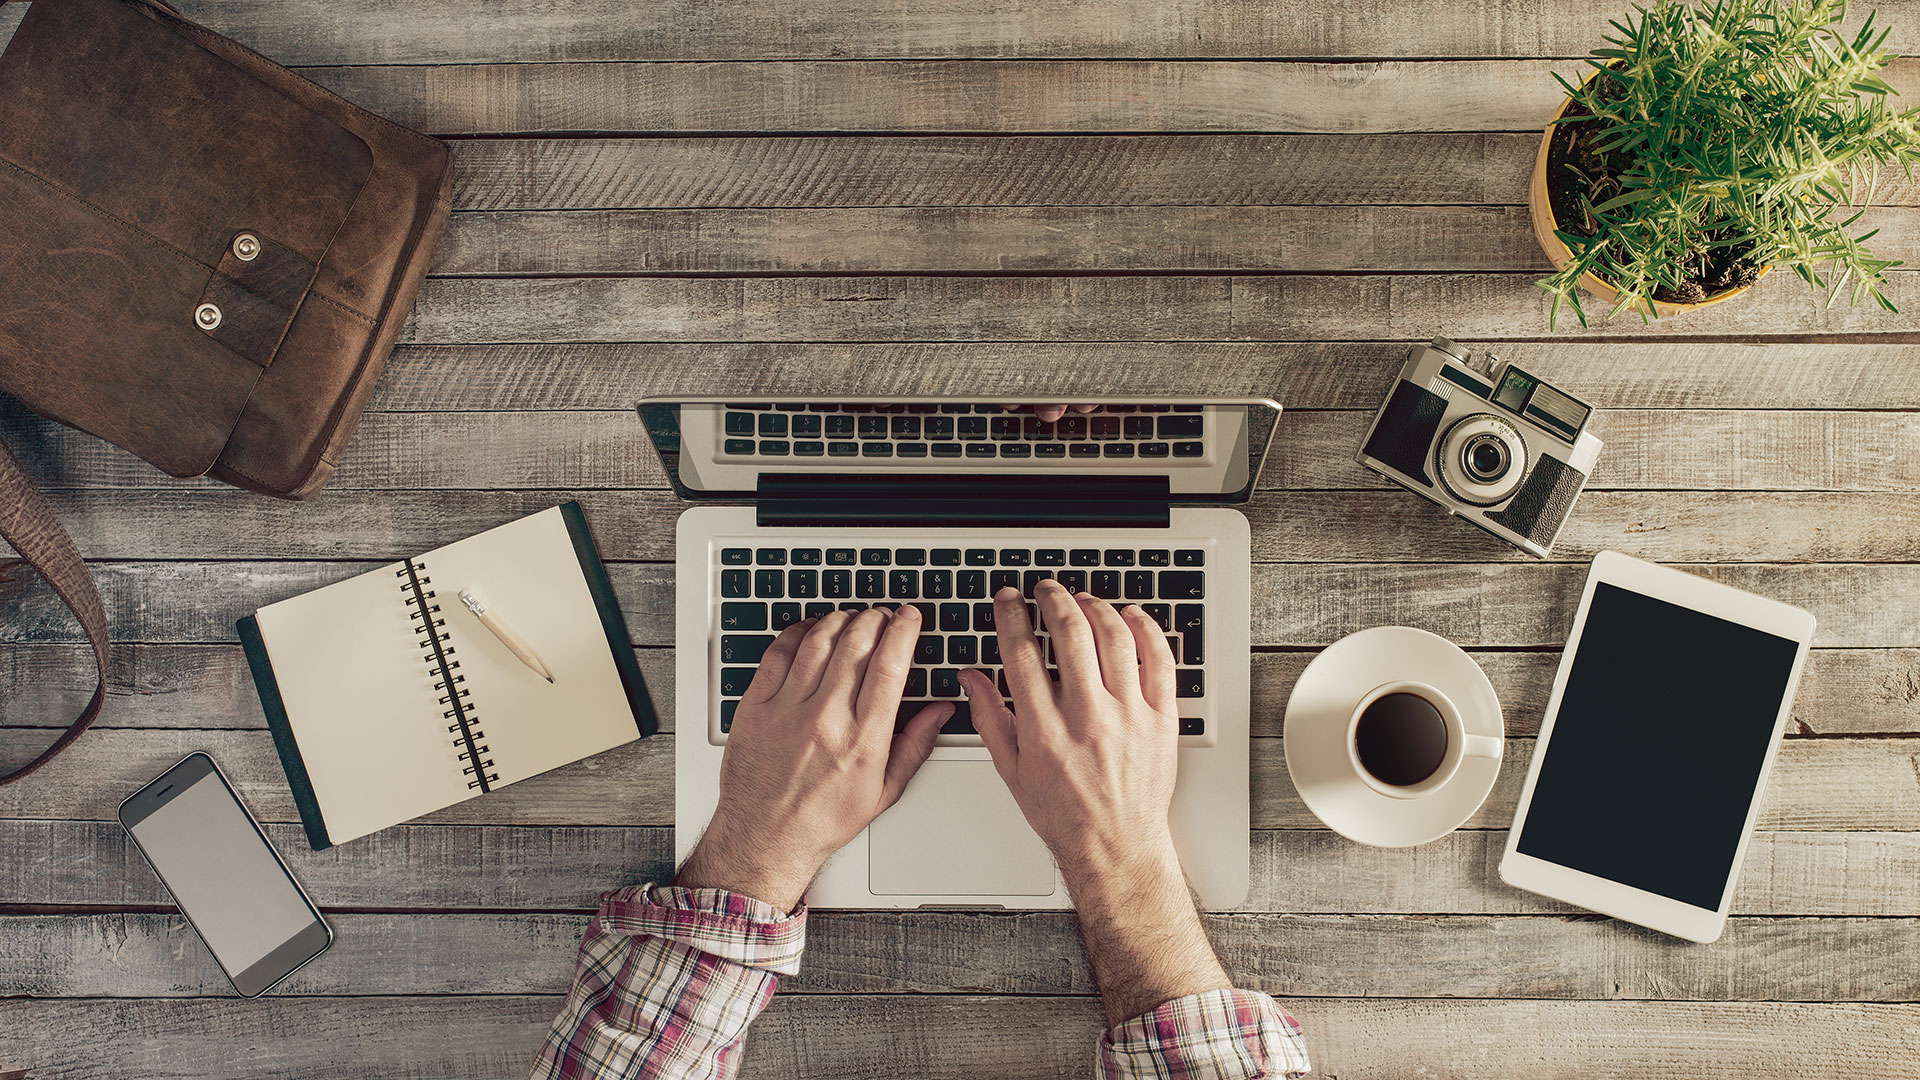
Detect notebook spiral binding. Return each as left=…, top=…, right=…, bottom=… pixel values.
left=398, top=559, right=497, bottom=791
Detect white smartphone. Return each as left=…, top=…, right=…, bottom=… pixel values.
left=1499, top=551, right=1816, bottom=942
left=119, top=752, right=332, bottom=995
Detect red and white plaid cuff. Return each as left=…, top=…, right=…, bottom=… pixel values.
left=596, top=883, right=809, bottom=975
left=1100, top=987, right=1311, bottom=1080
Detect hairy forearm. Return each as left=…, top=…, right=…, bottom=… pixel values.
left=1063, top=841, right=1233, bottom=1026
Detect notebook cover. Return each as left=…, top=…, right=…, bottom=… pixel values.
left=559, top=501, right=659, bottom=737
left=237, top=614, right=335, bottom=851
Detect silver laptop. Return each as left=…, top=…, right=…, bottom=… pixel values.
left=639, top=397, right=1280, bottom=909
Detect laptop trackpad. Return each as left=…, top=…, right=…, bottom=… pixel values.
left=869, top=761, right=1056, bottom=896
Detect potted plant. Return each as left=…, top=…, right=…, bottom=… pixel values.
left=1532, top=0, right=1920, bottom=326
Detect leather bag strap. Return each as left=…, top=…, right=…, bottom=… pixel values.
left=0, top=436, right=110, bottom=785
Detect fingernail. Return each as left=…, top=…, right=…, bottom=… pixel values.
left=995, top=586, right=1021, bottom=601
left=1076, top=591, right=1096, bottom=602
left=898, top=605, right=920, bottom=621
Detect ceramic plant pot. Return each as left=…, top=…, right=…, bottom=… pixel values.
left=1528, top=77, right=1770, bottom=317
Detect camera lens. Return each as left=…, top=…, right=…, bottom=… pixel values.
left=1435, top=414, right=1527, bottom=506
left=1466, top=437, right=1508, bottom=481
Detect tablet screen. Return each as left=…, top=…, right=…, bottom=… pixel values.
left=1516, top=582, right=1802, bottom=910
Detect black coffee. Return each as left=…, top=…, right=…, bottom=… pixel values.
left=1354, top=692, right=1450, bottom=787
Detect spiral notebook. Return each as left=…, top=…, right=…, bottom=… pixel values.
left=237, top=503, right=656, bottom=850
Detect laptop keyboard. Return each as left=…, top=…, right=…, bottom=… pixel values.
left=720, top=403, right=1208, bottom=461
left=714, top=542, right=1211, bottom=745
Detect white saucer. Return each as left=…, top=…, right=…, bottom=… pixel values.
left=1283, top=626, right=1504, bottom=847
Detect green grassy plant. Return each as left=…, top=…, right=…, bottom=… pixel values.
left=1541, top=0, right=1920, bottom=326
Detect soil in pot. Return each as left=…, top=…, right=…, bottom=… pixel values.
left=1544, top=87, right=1766, bottom=306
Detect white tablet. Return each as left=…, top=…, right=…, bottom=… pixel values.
left=1499, top=551, right=1815, bottom=942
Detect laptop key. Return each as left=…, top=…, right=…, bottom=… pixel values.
left=1143, top=603, right=1172, bottom=631
left=990, top=570, right=1020, bottom=594
left=1159, top=571, right=1206, bottom=599
left=966, top=549, right=996, bottom=566
left=905, top=669, right=927, bottom=697
left=1179, top=717, right=1206, bottom=736
left=720, top=603, right=768, bottom=631
left=1036, top=549, right=1066, bottom=566
left=861, top=549, right=891, bottom=565
left=1159, top=415, right=1203, bottom=438
left=789, top=570, right=818, bottom=597
left=724, top=439, right=755, bottom=455
left=1124, top=571, right=1154, bottom=600
left=1056, top=569, right=1087, bottom=594
left=966, top=443, right=996, bottom=458
left=1034, top=443, right=1067, bottom=457
left=721, top=548, right=752, bottom=565
left=896, top=549, right=927, bottom=566
left=1103, top=443, right=1135, bottom=458
left=1104, top=550, right=1135, bottom=566
left=915, top=636, right=944, bottom=665
left=957, top=570, right=987, bottom=599
left=1000, top=549, right=1031, bottom=566
left=1177, top=604, right=1205, bottom=664
left=1125, top=415, right=1154, bottom=437
left=1139, top=441, right=1170, bottom=458
left=757, top=548, right=788, bottom=565
left=931, top=669, right=962, bottom=697
left=973, top=603, right=996, bottom=631
left=721, top=635, right=776, bottom=664
left=1177, top=670, right=1204, bottom=698
left=725, top=412, right=755, bottom=435
left=1091, top=571, right=1121, bottom=598
left=932, top=549, right=962, bottom=566
left=1141, top=550, right=1171, bottom=567
left=721, top=700, right=739, bottom=733
left=981, top=636, right=1001, bottom=665
left=931, top=443, right=964, bottom=458
left=771, top=603, right=803, bottom=629
left=947, top=635, right=978, bottom=665
left=889, top=570, right=919, bottom=599
left=825, top=415, right=856, bottom=436
left=721, top=570, right=751, bottom=597
left=805, top=602, right=835, bottom=619
left=856, top=570, right=885, bottom=597
left=823, top=570, right=852, bottom=598
left=897, top=442, right=929, bottom=458
left=1173, top=441, right=1205, bottom=457
left=924, top=570, right=953, bottom=598
left=754, top=570, right=784, bottom=597
left=1069, top=444, right=1102, bottom=457
left=1175, top=549, right=1206, bottom=566
left=828, top=442, right=860, bottom=457
left=1070, top=549, right=1101, bottom=566
left=940, top=603, right=971, bottom=632
left=827, top=548, right=857, bottom=565
left=862, top=442, right=894, bottom=457
left=1023, top=570, right=1053, bottom=594
left=941, top=703, right=976, bottom=735
left=760, top=440, right=791, bottom=456
left=720, top=668, right=757, bottom=696
left=758, top=413, right=788, bottom=435
left=792, top=548, right=823, bottom=565
left=794, top=441, right=825, bottom=456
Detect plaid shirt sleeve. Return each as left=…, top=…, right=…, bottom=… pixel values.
left=1098, top=987, right=1311, bottom=1080
left=530, top=883, right=806, bottom=1080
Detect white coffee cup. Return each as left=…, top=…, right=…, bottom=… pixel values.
left=1346, top=680, right=1503, bottom=799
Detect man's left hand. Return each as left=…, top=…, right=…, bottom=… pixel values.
left=674, top=607, right=951, bottom=910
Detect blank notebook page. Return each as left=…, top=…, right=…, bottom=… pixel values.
left=250, top=507, right=638, bottom=845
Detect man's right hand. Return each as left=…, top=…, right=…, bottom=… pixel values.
left=959, top=580, right=1181, bottom=876
left=961, top=579, right=1233, bottom=1025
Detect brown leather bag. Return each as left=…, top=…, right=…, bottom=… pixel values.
left=0, top=0, right=454, bottom=783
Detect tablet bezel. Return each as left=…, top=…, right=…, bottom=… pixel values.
left=1498, top=550, right=1816, bottom=943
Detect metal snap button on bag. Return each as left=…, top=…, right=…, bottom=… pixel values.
left=195, top=302, right=223, bottom=331
left=232, top=232, right=261, bottom=260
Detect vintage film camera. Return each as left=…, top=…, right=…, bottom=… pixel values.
left=1357, top=338, right=1602, bottom=558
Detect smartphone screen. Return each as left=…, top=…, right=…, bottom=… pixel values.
left=120, top=754, right=331, bottom=995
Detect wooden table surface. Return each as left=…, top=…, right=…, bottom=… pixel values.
left=4, top=1, right=1920, bottom=1076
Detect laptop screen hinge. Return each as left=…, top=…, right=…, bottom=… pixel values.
left=755, top=474, right=1171, bottom=529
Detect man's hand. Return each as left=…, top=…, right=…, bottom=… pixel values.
left=675, top=608, right=951, bottom=911
left=962, top=580, right=1232, bottom=1024
left=959, top=580, right=1180, bottom=876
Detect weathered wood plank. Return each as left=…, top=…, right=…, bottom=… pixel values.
left=435, top=135, right=1920, bottom=212
left=433, top=204, right=1920, bottom=276
left=4, top=562, right=1917, bottom=648
left=0, top=995, right=1914, bottom=1080
left=5, top=645, right=1913, bottom=738
left=6, top=820, right=1913, bottom=916
left=398, top=272, right=1920, bottom=345
left=446, top=135, right=1536, bottom=210
left=5, top=729, right=1916, bottom=831
left=7, top=410, right=1916, bottom=494
left=0, top=0, right=1889, bottom=63
left=301, top=59, right=1920, bottom=137
left=8, top=911, right=1916, bottom=1002
left=12, top=489, right=1920, bottom=565
left=358, top=341, right=1920, bottom=411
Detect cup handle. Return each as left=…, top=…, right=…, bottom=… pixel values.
left=1461, top=733, right=1503, bottom=762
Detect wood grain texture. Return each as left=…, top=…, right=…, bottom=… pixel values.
left=1, top=995, right=1915, bottom=1079
left=397, top=272, right=1920, bottom=344
left=69, top=0, right=1920, bottom=62
left=7, top=821, right=1915, bottom=916
left=7, top=410, right=1916, bottom=493
left=433, top=204, right=1920, bottom=276
left=4, top=561, right=1918, bottom=648
left=302, top=58, right=1920, bottom=136
left=8, top=911, right=1917, bottom=1001
left=6, top=729, right=1918, bottom=831
left=359, top=341, right=1920, bottom=411
left=10, top=489, right=1920, bottom=564
left=5, top=645, right=1914, bottom=738
left=441, top=135, right=1920, bottom=211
